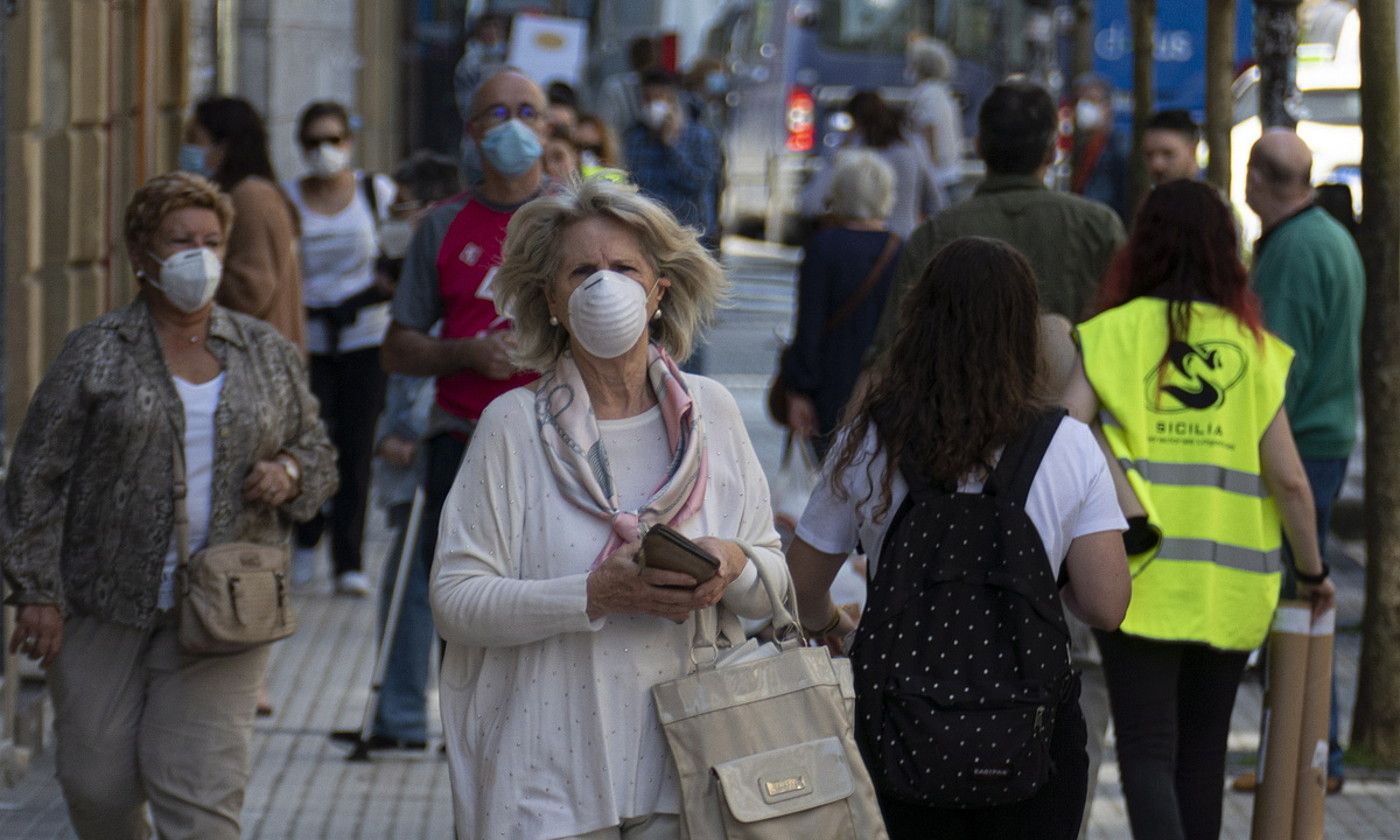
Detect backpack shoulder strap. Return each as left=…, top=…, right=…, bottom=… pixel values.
left=362, top=172, right=380, bottom=220
left=986, top=408, right=1068, bottom=507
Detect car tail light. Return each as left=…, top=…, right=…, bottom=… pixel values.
left=786, top=86, right=815, bottom=152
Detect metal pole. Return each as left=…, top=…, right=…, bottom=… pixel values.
left=347, top=487, right=426, bottom=761
left=1255, top=0, right=1302, bottom=129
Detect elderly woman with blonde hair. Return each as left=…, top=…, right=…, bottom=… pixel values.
left=784, top=149, right=903, bottom=457
left=430, top=178, right=788, bottom=839
left=906, top=36, right=963, bottom=192
left=1, top=172, right=336, bottom=839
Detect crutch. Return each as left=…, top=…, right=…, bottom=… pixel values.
left=347, top=485, right=426, bottom=762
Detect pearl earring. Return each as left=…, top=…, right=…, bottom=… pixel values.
left=652, top=308, right=662, bottom=321
left=549, top=315, right=559, bottom=326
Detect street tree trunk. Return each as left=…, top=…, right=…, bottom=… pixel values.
left=1353, top=0, right=1400, bottom=763
left=1204, top=0, right=1235, bottom=191
left=1129, top=0, right=1155, bottom=212
left=1254, top=0, right=1301, bottom=129
left=1072, top=0, right=1095, bottom=82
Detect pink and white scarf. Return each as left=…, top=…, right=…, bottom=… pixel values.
left=535, top=344, right=709, bottom=568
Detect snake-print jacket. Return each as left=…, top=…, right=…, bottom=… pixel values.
left=1, top=298, right=338, bottom=629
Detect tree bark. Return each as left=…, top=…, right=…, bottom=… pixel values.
left=1254, top=0, right=1301, bottom=129
left=1072, top=0, right=1095, bottom=83
left=1204, top=0, right=1235, bottom=191
left=1353, top=0, right=1400, bottom=763
left=1129, top=0, right=1155, bottom=212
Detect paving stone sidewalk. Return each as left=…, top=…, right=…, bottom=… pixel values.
left=1, top=377, right=1398, bottom=838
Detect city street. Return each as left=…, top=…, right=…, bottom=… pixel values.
left=1, top=240, right=1397, bottom=838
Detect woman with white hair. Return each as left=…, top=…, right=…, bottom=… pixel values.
left=906, top=37, right=964, bottom=193
left=429, top=178, right=788, bottom=839
left=784, top=149, right=903, bottom=457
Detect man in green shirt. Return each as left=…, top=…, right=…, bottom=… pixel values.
left=867, top=80, right=1126, bottom=360
left=1244, top=127, right=1363, bottom=791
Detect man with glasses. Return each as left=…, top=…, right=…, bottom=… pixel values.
left=356, top=69, right=547, bottom=753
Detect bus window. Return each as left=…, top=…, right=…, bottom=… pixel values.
left=819, top=0, right=929, bottom=54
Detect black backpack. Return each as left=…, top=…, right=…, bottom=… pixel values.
left=850, top=409, right=1073, bottom=809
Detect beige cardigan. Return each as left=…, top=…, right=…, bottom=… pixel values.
left=217, top=177, right=306, bottom=354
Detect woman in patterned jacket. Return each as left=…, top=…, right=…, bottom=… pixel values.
left=0, top=172, right=336, bottom=840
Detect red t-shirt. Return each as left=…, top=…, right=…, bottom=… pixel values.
left=434, top=198, right=537, bottom=422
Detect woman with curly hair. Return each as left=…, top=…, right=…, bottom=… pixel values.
left=787, top=236, right=1130, bottom=839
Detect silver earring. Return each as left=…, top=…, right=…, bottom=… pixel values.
left=549, top=315, right=559, bottom=326
left=652, top=308, right=662, bottom=321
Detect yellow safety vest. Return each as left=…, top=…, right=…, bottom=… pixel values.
left=1077, top=298, right=1294, bottom=650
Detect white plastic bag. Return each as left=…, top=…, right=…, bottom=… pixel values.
left=770, top=434, right=821, bottom=551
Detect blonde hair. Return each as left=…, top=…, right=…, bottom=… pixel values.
left=124, top=172, right=234, bottom=256
left=494, top=178, right=730, bottom=371
left=827, top=149, right=895, bottom=221
left=907, top=37, right=954, bottom=82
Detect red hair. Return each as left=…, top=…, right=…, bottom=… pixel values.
left=1094, top=179, right=1264, bottom=344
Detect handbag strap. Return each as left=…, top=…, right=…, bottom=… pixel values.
left=821, top=232, right=900, bottom=337
left=171, top=436, right=192, bottom=573
left=690, top=545, right=804, bottom=671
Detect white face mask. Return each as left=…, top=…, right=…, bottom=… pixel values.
left=377, top=218, right=415, bottom=259
left=566, top=270, right=653, bottom=359
left=304, top=143, right=351, bottom=178
left=144, top=247, right=223, bottom=313
left=643, top=99, right=671, bottom=131
left=1075, top=99, right=1106, bottom=132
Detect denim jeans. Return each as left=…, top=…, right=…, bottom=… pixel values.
left=373, top=433, right=468, bottom=742
left=1282, top=457, right=1349, bottom=780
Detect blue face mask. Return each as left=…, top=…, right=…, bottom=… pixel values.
left=178, top=143, right=213, bottom=178
left=479, top=119, right=542, bottom=177
left=704, top=71, right=728, bottom=96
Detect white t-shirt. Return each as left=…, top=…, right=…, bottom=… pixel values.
left=797, top=417, right=1126, bottom=581
left=287, top=171, right=396, bottom=354
left=908, top=79, right=964, bottom=185
left=159, top=373, right=227, bottom=610
left=597, top=405, right=670, bottom=510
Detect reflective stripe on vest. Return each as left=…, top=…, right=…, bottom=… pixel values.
left=1077, top=298, right=1294, bottom=650
left=1116, top=458, right=1268, bottom=498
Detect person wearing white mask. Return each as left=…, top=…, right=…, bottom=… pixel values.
left=431, top=176, right=787, bottom=839
left=623, top=70, right=722, bottom=250
left=0, top=172, right=336, bottom=839
left=1068, top=74, right=1129, bottom=221
left=285, top=100, right=398, bottom=596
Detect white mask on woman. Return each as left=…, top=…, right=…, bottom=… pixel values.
left=304, top=143, right=351, bottom=178
left=566, top=269, right=654, bottom=359
left=144, top=248, right=224, bottom=313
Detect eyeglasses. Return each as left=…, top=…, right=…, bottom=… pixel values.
left=301, top=134, right=347, bottom=149
left=472, top=103, right=543, bottom=128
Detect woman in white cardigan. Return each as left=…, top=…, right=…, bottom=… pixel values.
left=430, top=178, right=787, bottom=840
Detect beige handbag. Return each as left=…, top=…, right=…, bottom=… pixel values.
left=652, top=550, right=888, bottom=839
left=172, top=441, right=297, bottom=655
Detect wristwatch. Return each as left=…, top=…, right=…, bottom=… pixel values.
left=275, top=454, right=301, bottom=484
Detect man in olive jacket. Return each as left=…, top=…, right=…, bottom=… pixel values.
left=867, top=79, right=1125, bottom=361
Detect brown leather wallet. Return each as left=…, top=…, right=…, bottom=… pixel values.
left=639, top=524, right=719, bottom=584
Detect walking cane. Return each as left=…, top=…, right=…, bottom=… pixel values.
left=347, top=485, right=426, bottom=762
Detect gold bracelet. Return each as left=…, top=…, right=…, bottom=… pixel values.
left=804, top=607, right=841, bottom=637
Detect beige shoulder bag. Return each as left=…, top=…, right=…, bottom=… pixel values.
left=172, top=440, right=297, bottom=654
left=652, top=549, right=887, bottom=839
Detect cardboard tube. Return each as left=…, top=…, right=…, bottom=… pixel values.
left=1291, top=607, right=1335, bottom=840
left=1251, top=603, right=1311, bottom=840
